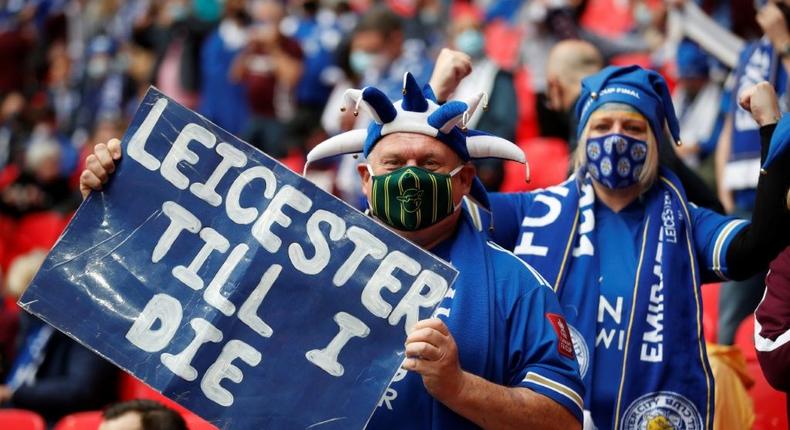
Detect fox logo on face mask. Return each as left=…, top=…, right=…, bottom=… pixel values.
left=397, top=189, right=424, bottom=213
left=369, top=165, right=461, bottom=231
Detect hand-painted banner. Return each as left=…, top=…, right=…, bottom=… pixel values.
left=20, top=87, right=457, bottom=429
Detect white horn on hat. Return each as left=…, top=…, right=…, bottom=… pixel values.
left=460, top=92, right=487, bottom=118
left=466, top=135, right=531, bottom=182
left=341, top=88, right=392, bottom=125
left=438, top=113, right=466, bottom=134
left=303, top=129, right=367, bottom=175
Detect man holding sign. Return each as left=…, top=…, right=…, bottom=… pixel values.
left=79, top=73, right=583, bottom=429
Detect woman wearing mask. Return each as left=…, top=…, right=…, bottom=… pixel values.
left=458, top=65, right=790, bottom=428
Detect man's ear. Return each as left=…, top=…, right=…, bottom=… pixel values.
left=546, top=77, right=563, bottom=112
left=458, top=162, right=476, bottom=194
left=357, top=163, right=372, bottom=200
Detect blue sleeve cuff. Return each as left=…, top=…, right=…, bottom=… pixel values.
left=519, top=368, right=584, bottom=423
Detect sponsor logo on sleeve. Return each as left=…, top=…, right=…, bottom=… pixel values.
left=546, top=313, right=576, bottom=359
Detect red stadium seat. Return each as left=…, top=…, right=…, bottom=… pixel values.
left=118, top=373, right=217, bottom=428
left=0, top=164, right=19, bottom=190
left=701, top=283, right=721, bottom=343
left=501, top=138, right=569, bottom=193
left=14, top=211, right=68, bottom=251
left=118, top=371, right=191, bottom=415
left=279, top=149, right=305, bottom=174
left=53, top=411, right=102, bottom=430
left=0, top=214, right=14, bottom=271
left=735, top=315, right=758, bottom=363
left=0, top=409, right=46, bottom=430
left=513, top=68, right=539, bottom=144
left=484, top=20, right=522, bottom=71
left=733, top=317, right=789, bottom=429
left=579, top=0, right=635, bottom=37
left=747, top=359, right=789, bottom=429
left=183, top=413, right=219, bottom=430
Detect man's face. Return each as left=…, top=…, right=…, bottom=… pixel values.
left=358, top=133, right=474, bottom=220
left=351, top=29, right=401, bottom=66
left=587, top=109, right=650, bottom=142
left=99, top=412, right=143, bottom=430
left=351, top=30, right=386, bottom=56
left=34, top=155, right=60, bottom=183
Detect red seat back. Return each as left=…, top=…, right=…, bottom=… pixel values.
left=118, top=371, right=191, bottom=415
left=514, top=68, right=539, bottom=144
left=0, top=409, right=46, bottom=430
left=735, top=315, right=758, bottom=363
left=0, top=214, right=14, bottom=271
left=14, top=211, right=68, bottom=252
left=484, top=20, right=522, bottom=71
left=53, top=411, right=103, bottom=430
left=701, top=283, right=720, bottom=343
left=183, top=413, right=219, bottom=430
left=501, top=138, right=569, bottom=193
left=747, top=359, right=789, bottom=429
left=579, top=0, right=635, bottom=37
left=734, top=317, right=789, bottom=429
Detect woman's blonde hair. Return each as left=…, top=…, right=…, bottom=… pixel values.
left=573, top=103, right=660, bottom=192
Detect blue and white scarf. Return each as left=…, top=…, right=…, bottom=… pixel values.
left=369, top=208, right=497, bottom=430
left=483, top=169, right=714, bottom=429
left=5, top=317, right=54, bottom=391
left=728, top=38, right=788, bottom=194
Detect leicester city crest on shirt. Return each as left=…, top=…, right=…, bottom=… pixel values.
left=568, top=324, right=589, bottom=379
left=621, top=391, right=702, bottom=430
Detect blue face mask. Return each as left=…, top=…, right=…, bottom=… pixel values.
left=585, top=133, right=648, bottom=189
left=454, top=29, right=484, bottom=58
left=349, top=51, right=383, bottom=76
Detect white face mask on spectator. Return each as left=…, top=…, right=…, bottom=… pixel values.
left=219, top=19, right=248, bottom=50
left=350, top=50, right=385, bottom=76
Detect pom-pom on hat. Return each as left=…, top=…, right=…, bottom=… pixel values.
left=575, top=65, right=682, bottom=147
left=305, top=72, right=528, bottom=209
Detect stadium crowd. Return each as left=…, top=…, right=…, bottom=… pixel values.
left=0, top=0, right=789, bottom=428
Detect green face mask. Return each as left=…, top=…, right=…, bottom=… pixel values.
left=368, top=164, right=463, bottom=231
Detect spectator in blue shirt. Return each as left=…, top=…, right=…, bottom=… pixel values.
left=438, top=62, right=790, bottom=428
left=197, top=0, right=250, bottom=135
left=80, top=72, right=585, bottom=429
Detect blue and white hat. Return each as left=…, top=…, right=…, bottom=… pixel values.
left=576, top=65, right=682, bottom=146
left=305, top=72, right=528, bottom=208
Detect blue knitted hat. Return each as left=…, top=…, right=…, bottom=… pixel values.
left=576, top=65, right=682, bottom=146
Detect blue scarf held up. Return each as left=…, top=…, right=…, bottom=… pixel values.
left=728, top=38, right=788, bottom=192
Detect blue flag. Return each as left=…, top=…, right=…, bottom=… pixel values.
left=20, top=87, right=457, bottom=429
